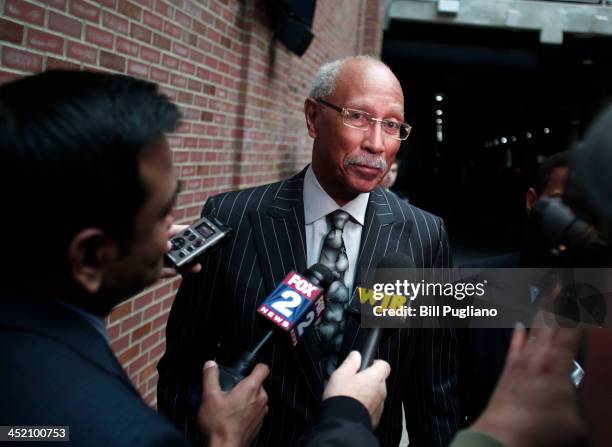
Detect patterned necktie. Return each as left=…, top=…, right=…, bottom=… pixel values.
left=317, top=209, right=351, bottom=379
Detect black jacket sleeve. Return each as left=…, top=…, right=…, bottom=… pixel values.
left=298, top=396, right=379, bottom=447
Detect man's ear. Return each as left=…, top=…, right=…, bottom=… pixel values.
left=67, top=228, right=112, bottom=294
left=304, top=98, right=319, bottom=139
left=525, top=188, right=538, bottom=215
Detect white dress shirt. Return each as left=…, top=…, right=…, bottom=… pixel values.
left=303, top=165, right=369, bottom=294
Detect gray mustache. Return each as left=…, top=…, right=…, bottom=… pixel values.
left=344, top=155, right=387, bottom=171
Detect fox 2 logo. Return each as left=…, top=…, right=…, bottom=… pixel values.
left=257, top=272, right=323, bottom=336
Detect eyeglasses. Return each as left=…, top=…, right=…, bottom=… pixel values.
left=317, top=99, right=412, bottom=141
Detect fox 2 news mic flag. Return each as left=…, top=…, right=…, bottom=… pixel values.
left=257, top=270, right=327, bottom=346
left=213, top=264, right=332, bottom=390
left=186, top=264, right=333, bottom=406
left=214, top=264, right=332, bottom=390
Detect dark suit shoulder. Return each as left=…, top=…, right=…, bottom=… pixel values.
left=0, top=329, right=189, bottom=447
left=381, top=188, right=443, bottom=227
left=204, top=176, right=300, bottom=223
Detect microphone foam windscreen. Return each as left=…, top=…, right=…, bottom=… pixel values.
left=574, top=105, right=612, bottom=220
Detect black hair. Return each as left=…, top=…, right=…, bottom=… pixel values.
left=0, top=70, right=180, bottom=279
left=533, top=151, right=570, bottom=195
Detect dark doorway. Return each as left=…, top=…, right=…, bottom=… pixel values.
left=383, top=21, right=612, bottom=264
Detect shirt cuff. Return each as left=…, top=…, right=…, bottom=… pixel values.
left=450, top=429, right=508, bottom=447
left=318, top=396, right=372, bottom=430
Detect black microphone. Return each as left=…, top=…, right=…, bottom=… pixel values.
left=357, top=253, right=416, bottom=371
left=187, top=263, right=334, bottom=410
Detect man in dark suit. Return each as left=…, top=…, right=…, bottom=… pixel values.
left=458, top=151, right=571, bottom=426
left=0, top=71, right=269, bottom=447
left=158, top=56, right=460, bottom=447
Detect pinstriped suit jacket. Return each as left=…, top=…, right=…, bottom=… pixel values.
left=157, top=167, right=460, bottom=447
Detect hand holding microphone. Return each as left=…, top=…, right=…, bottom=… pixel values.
left=215, top=263, right=334, bottom=391
left=197, top=360, right=269, bottom=447
left=191, top=264, right=333, bottom=446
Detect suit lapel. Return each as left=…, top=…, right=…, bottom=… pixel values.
left=340, top=187, right=413, bottom=359
left=248, top=169, right=308, bottom=292
left=248, top=169, right=327, bottom=398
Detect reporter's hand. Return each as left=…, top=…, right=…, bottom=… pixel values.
left=197, top=361, right=269, bottom=447
left=160, top=224, right=202, bottom=278
left=322, top=351, right=391, bottom=429
left=472, top=325, right=587, bottom=447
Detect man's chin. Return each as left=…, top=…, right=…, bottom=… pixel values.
left=346, top=177, right=381, bottom=194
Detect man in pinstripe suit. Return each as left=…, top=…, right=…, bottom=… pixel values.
left=158, top=56, right=460, bottom=446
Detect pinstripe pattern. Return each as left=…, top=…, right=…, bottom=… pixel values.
left=157, top=167, right=460, bottom=447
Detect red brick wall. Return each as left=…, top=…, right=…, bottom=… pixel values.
left=0, top=0, right=386, bottom=406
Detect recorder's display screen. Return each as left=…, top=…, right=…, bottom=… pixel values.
left=195, top=222, right=215, bottom=238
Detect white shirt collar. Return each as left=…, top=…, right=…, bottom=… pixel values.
left=303, top=165, right=369, bottom=226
